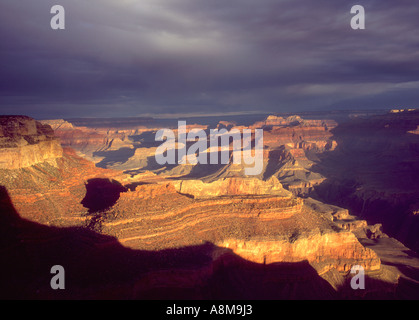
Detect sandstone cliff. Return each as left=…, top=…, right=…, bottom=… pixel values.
left=0, top=116, right=62, bottom=169
left=172, top=176, right=291, bottom=199
left=2, top=114, right=417, bottom=299
left=85, top=180, right=384, bottom=297
left=0, top=116, right=122, bottom=225
left=313, top=110, right=419, bottom=253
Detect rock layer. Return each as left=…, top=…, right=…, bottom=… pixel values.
left=218, top=231, right=380, bottom=273
left=3, top=114, right=417, bottom=299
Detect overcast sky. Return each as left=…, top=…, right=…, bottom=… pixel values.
left=1, top=0, right=419, bottom=119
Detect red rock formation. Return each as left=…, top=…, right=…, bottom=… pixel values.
left=313, top=110, right=419, bottom=252
left=0, top=116, right=62, bottom=169
left=218, top=231, right=380, bottom=273
left=408, top=125, right=419, bottom=135
left=92, top=181, right=380, bottom=278
left=173, top=176, right=291, bottom=199
left=3, top=114, right=419, bottom=299
left=1, top=147, right=122, bottom=226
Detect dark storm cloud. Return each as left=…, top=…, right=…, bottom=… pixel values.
left=1, top=0, right=419, bottom=118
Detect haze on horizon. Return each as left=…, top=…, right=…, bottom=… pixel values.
left=1, top=0, right=419, bottom=119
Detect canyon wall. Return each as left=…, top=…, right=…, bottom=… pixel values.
left=218, top=231, right=380, bottom=273
left=313, top=110, right=419, bottom=252
left=2, top=114, right=417, bottom=298
left=172, top=176, right=292, bottom=199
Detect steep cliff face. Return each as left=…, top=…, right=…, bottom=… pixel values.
left=173, top=176, right=292, bottom=199
left=218, top=231, right=380, bottom=273
left=0, top=116, right=121, bottom=225
left=1, top=114, right=417, bottom=298
left=0, top=116, right=63, bottom=169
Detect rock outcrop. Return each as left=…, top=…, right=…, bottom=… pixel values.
left=173, top=176, right=291, bottom=199
left=90, top=180, right=376, bottom=270
left=0, top=116, right=123, bottom=225
left=0, top=116, right=62, bottom=169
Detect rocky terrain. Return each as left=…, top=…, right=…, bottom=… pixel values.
left=1, top=114, right=418, bottom=299
left=312, top=109, right=419, bottom=253
left=0, top=116, right=63, bottom=169
left=0, top=117, right=125, bottom=226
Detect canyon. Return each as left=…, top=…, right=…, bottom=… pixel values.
left=1, top=112, right=418, bottom=299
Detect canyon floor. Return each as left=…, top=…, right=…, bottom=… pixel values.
left=1, top=111, right=419, bottom=299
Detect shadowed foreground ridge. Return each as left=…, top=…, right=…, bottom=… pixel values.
left=312, top=110, right=419, bottom=252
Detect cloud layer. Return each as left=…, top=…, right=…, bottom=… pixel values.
left=1, top=0, right=419, bottom=118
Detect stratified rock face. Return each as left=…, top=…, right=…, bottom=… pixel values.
left=105, top=182, right=304, bottom=249
left=94, top=181, right=380, bottom=278
left=4, top=114, right=418, bottom=299
left=39, top=119, right=160, bottom=164
left=0, top=116, right=55, bottom=146
left=0, top=147, right=121, bottom=226
left=0, top=116, right=122, bottom=225
left=40, top=119, right=74, bottom=130
left=218, top=231, right=380, bottom=273
left=0, top=116, right=62, bottom=169
left=173, top=176, right=292, bottom=199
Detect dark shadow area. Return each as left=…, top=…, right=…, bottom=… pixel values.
left=65, top=117, right=155, bottom=129
left=123, top=155, right=180, bottom=176
left=94, top=147, right=136, bottom=168
left=1, top=184, right=408, bottom=300
left=178, top=163, right=227, bottom=180
left=309, top=111, right=419, bottom=253
left=81, top=178, right=127, bottom=213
